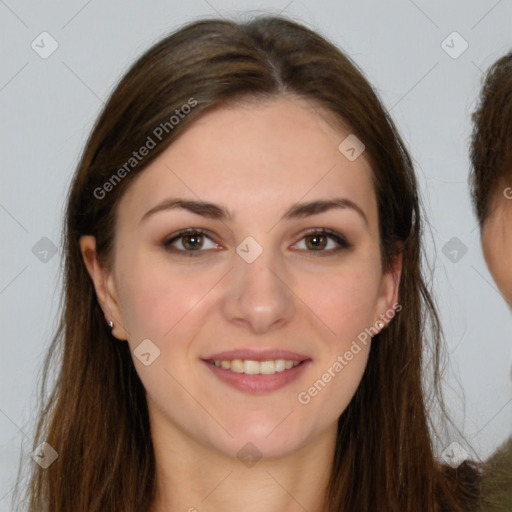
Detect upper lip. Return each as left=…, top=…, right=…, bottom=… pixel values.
left=202, top=348, right=311, bottom=362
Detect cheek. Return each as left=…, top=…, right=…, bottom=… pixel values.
left=114, top=253, right=211, bottom=344
left=315, top=272, right=378, bottom=317
left=295, top=256, right=383, bottom=342
left=292, top=261, right=378, bottom=427
left=113, top=256, right=216, bottom=408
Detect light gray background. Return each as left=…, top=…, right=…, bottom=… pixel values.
left=1, top=0, right=511, bottom=509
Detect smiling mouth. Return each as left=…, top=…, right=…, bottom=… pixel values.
left=205, top=358, right=304, bottom=375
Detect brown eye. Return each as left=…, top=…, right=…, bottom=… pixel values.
left=304, top=233, right=328, bottom=250
left=293, top=229, right=351, bottom=255
left=181, top=233, right=204, bottom=250
left=163, top=229, right=220, bottom=256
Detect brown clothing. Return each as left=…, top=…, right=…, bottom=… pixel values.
left=480, top=437, right=512, bottom=511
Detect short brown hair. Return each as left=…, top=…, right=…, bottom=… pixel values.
left=470, top=51, right=512, bottom=225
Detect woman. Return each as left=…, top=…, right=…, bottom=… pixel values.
left=17, top=15, right=481, bottom=511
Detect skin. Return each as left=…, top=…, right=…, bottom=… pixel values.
left=481, top=179, right=512, bottom=308
left=80, top=96, right=401, bottom=512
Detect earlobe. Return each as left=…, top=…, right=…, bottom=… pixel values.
left=79, top=235, right=128, bottom=340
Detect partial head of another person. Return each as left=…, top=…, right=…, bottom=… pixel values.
left=470, top=51, right=512, bottom=308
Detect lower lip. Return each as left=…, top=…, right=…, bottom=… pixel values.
left=202, top=360, right=311, bottom=393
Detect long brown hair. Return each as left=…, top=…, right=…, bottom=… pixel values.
left=15, top=15, right=481, bottom=511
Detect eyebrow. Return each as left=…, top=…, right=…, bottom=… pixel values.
left=140, top=197, right=368, bottom=225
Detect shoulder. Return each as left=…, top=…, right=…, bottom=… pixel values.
left=438, top=459, right=483, bottom=511
left=480, top=437, right=512, bottom=511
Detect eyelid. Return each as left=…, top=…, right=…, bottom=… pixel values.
left=162, top=228, right=220, bottom=253
left=162, top=227, right=351, bottom=256
left=291, top=227, right=351, bottom=254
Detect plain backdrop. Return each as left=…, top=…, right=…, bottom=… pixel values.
left=1, top=0, right=512, bottom=509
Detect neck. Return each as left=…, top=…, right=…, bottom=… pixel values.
left=148, top=413, right=336, bottom=512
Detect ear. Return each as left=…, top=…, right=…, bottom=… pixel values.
left=373, top=250, right=403, bottom=332
left=79, top=235, right=128, bottom=340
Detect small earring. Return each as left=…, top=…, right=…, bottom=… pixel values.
left=108, top=320, right=114, bottom=329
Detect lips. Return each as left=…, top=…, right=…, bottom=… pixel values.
left=201, top=348, right=312, bottom=393
left=203, top=359, right=309, bottom=393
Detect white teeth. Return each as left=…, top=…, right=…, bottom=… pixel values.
left=230, top=359, right=244, bottom=373
left=243, top=360, right=260, bottom=375
left=275, top=359, right=286, bottom=372
left=210, top=358, right=302, bottom=374
left=259, top=360, right=275, bottom=374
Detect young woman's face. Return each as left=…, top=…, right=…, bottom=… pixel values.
left=83, top=97, right=400, bottom=459
left=481, top=180, right=512, bottom=308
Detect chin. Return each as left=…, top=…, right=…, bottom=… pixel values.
left=210, top=416, right=313, bottom=461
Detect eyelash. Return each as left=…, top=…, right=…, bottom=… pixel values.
left=162, top=228, right=352, bottom=257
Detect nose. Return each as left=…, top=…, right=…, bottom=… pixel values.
left=221, top=245, right=296, bottom=335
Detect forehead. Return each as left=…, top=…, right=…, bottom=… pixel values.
left=118, top=96, right=378, bottom=227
